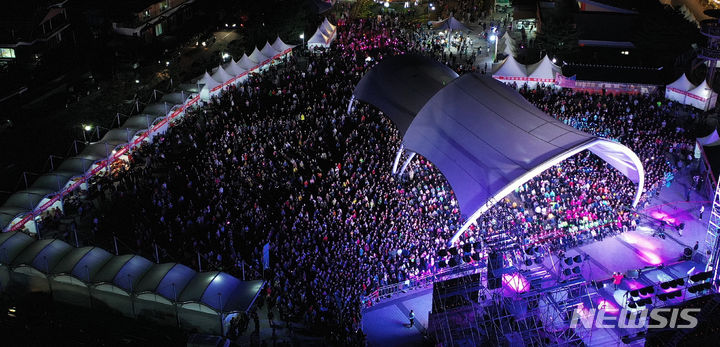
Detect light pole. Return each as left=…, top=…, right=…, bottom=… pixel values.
left=489, top=34, right=498, bottom=62
left=81, top=124, right=93, bottom=142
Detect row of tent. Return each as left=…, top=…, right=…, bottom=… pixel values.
left=665, top=73, right=718, bottom=111
left=0, top=35, right=298, bottom=234
left=307, top=18, right=337, bottom=49
left=195, top=37, right=296, bottom=100
left=0, top=231, right=264, bottom=335
left=492, top=55, right=562, bottom=87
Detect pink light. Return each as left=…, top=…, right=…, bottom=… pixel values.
left=638, top=250, right=663, bottom=265
left=597, top=299, right=619, bottom=313
left=502, top=273, right=530, bottom=293
left=650, top=211, right=678, bottom=226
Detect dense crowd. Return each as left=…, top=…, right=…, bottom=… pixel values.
left=39, top=11, right=695, bottom=346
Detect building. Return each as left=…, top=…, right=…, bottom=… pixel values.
left=109, top=0, right=196, bottom=43
left=0, top=1, right=76, bottom=77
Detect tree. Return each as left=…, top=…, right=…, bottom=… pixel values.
left=350, top=0, right=377, bottom=19
left=534, top=19, right=579, bottom=60
left=631, top=3, right=702, bottom=67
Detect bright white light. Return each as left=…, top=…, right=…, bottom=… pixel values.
left=165, top=61, right=170, bottom=66
left=222, top=53, right=230, bottom=59
left=552, top=58, right=557, bottom=63
left=232, top=23, right=237, bottom=28
left=111, top=149, right=117, bottom=155
left=83, top=124, right=92, bottom=131
left=384, top=1, right=389, bottom=7
left=300, top=34, right=305, bottom=39
left=135, top=79, right=140, bottom=84
left=201, top=41, right=207, bottom=47
left=489, top=35, right=496, bottom=42
left=225, top=23, right=229, bottom=27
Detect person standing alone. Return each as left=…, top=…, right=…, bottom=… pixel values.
left=409, top=310, right=415, bottom=328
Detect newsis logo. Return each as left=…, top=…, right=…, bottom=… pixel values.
left=569, top=308, right=701, bottom=329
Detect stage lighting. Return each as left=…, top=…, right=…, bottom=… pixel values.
left=564, top=257, right=573, bottom=266
left=690, top=271, right=713, bottom=282
left=534, top=256, right=544, bottom=264
left=525, top=259, right=532, bottom=267
left=639, top=286, right=654, bottom=295
left=630, top=290, right=640, bottom=298
left=661, top=281, right=671, bottom=290
left=674, top=278, right=685, bottom=287
left=474, top=242, right=482, bottom=251
left=683, top=248, right=693, bottom=258
left=525, top=247, right=534, bottom=255
left=563, top=269, right=572, bottom=276
left=438, top=260, right=447, bottom=268
left=628, top=302, right=637, bottom=309
left=572, top=266, right=581, bottom=274
left=463, top=243, right=472, bottom=253
left=449, top=247, right=458, bottom=255
left=657, top=293, right=668, bottom=301
left=463, top=255, right=471, bottom=263
left=448, top=258, right=458, bottom=267
left=638, top=298, right=652, bottom=306
left=437, top=249, right=447, bottom=257
left=573, top=255, right=582, bottom=264
left=471, top=253, right=481, bottom=261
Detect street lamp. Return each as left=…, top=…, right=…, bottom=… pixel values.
left=300, top=33, right=305, bottom=46
left=81, top=124, right=93, bottom=142
left=489, top=34, right=498, bottom=62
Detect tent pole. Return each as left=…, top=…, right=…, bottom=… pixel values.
left=392, top=145, right=404, bottom=175
left=398, top=152, right=416, bottom=177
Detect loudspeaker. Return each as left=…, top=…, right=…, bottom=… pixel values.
left=524, top=259, right=532, bottom=267
left=449, top=247, right=458, bottom=255
left=463, top=243, right=472, bottom=253
left=564, top=257, right=573, bottom=266
left=573, top=255, right=582, bottom=264
left=488, top=252, right=504, bottom=272
left=437, top=249, right=447, bottom=257
left=488, top=276, right=502, bottom=290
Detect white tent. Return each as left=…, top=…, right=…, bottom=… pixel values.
left=492, top=55, right=527, bottom=84
left=211, top=65, right=234, bottom=85
left=195, top=72, right=221, bottom=101
left=237, top=54, right=258, bottom=71
left=223, top=59, right=246, bottom=77
left=665, top=73, right=695, bottom=104
left=526, top=55, right=561, bottom=86
left=308, top=18, right=337, bottom=50
left=261, top=42, right=281, bottom=62
left=687, top=80, right=718, bottom=111
left=249, top=47, right=271, bottom=67
left=271, top=36, right=296, bottom=55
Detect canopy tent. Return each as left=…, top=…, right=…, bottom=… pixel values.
left=686, top=80, right=718, bottom=111
left=665, top=73, right=695, bottom=104
left=261, top=42, right=281, bottom=62
left=122, top=114, right=163, bottom=132
left=492, top=55, right=528, bottom=82
left=433, top=15, right=470, bottom=32
left=249, top=47, right=271, bottom=67
left=308, top=18, right=337, bottom=49
left=236, top=54, right=258, bottom=71
left=222, top=59, right=246, bottom=77
left=143, top=102, right=174, bottom=117
left=211, top=65, right=235, bottom=85
left=271, top=36, right=296, bottom=55
left=353, top=56, right=644, bottom=245
left=0, top=232, right=264, bottom=335
left=697, top=129, right=720, bottom=147
left=526, top=55, right=561, bottom=86
left=195, top=71, right=221, bottom=101
left=160, top=91, right=192, bottom=105
left=352, top=55, right=459, bottom=136
left=177, top=83, right=201, bottom=94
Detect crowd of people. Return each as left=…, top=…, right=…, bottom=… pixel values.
left=32, top=9, right=696, bottom=346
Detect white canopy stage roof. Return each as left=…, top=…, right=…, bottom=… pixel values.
left=433, top=15, right=469, bottom=32
left=665, top=73, right=695, bottom=104
left=308, top=18, right=337, bottom=49
left=223, top=59, right=246, bottom=77
left=352, top=55, right=645, bottom=245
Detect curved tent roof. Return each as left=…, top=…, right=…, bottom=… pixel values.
left=11, top=238, right=72, bottom=273
left=100, top=129, right=137, bottom=145
left=211, top=65, right=234, bottom=84
left=689, top=80, right=714, bottom=98
left=0, top=231, right=35, bottom=263
left=55, top=157, right=95, bottom=177
left=353, top=57, right=644, bottom=245
left=667, top=73, right=695, bottom=91
left=271, top=36, right=296, bottom=53
left=143, top=102, right=173, bottom=117
left=1, top=191, right=45, bottom=212
left=352, top=55, right=459, bottom=136
left=178, top=83, right=201, bottom=94
left=136, top=262, right=197, bottom=300
left=121, top=114, right=162, bottom=131
left=237, top=54, right=258, bottom=71
left=51, top=246, right=113, bottom=281
left=94, top=254, right=153, bottom=292
left=261, top=42, right=281, bottom=60
left=160, top=91, right=191, bottom=105
left=77, top=142, right=115, bottom=161
left=307, top=29, right=331, bottom=46
left=178, top=271, right=263, bottom=312
left=27, top=173, right=74, bottom=196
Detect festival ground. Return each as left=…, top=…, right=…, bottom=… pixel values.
left=362, top=166, right=713, bottom=346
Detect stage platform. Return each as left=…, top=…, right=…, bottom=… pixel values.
left=362, top=168, right=712, bottom=346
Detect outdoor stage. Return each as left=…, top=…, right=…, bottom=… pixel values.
left=362, top=169, right=713, bottom=346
